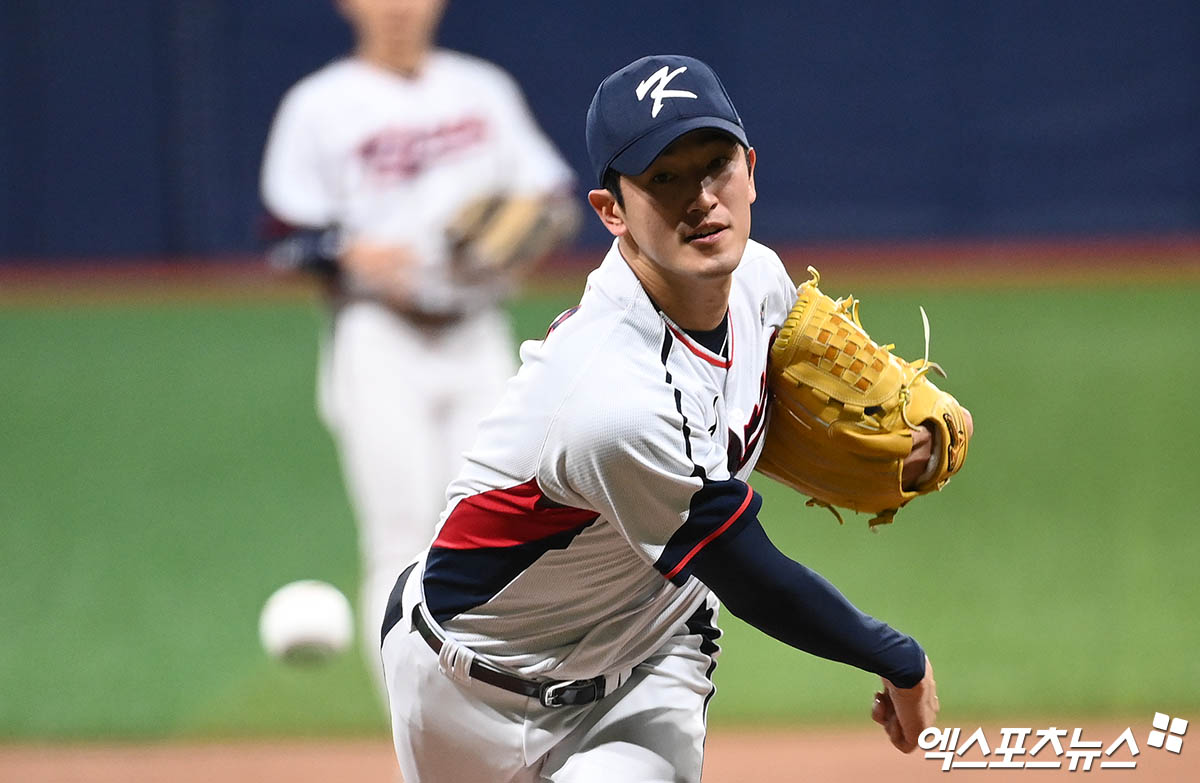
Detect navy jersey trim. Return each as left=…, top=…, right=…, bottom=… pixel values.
left=655, top=478, right=761, bottom=585
left=423, top=479, right=599, bottom=623
left=660, top=329, right=707, bottom=481
left=686, top=602, right=722, bottom=714
left=725, top=363, right=770, bottom=474
left=424, top=520, right=596, bottom=623
left=380, top=562, right=418, bottom=645
left=662, top=318, right=732, bottom=368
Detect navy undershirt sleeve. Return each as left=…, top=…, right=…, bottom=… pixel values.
left=691, top=512, right=927, bottom=688
left=264, top=226, right=341, bottom=277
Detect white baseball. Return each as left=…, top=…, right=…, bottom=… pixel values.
left=259, top=580, right=353, bottom=664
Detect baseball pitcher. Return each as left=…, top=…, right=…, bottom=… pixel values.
left=380, top=54, right=973, bottom=782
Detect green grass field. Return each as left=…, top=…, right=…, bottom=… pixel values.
left=2, top=280, right=1198, bottom=740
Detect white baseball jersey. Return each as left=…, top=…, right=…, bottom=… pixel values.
left=260, top=51, right=574, bottom=312
left=417, top=238, right=797, bottom=680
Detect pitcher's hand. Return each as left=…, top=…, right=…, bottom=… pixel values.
left=872, top=656, right=939, bottom=753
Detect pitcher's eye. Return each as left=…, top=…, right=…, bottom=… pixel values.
left=709, top=156, right=731, bottom=171
left=650, top=171, right=676, bottom=185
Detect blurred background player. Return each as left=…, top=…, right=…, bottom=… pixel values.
left=259, top=0, right=579, bottom=699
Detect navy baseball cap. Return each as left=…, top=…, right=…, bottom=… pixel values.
left=586, top=55, right=748, bottom=186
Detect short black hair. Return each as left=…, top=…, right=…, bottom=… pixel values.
left=602, top=143, right=750, bottom=210
left=603, top=167, right=625, bottom=208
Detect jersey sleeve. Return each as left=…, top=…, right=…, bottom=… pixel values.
left=484, top=67, right=575, bottom=195
left=691, top=514, right=927, bottom=687
left=542, top=379, right=760, bottom=586
left=757, top=242, right=799, bottom=321
left=260, top=84, right=338, bottom=228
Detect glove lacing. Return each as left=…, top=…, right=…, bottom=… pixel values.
left=803, top=266, right=946, bottom=430
left=899, top=305, right=947, bottom=429
left=797, top=267, right=947, bottom=528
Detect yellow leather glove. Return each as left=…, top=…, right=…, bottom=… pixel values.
left=756, top=268, right=971, bottom=527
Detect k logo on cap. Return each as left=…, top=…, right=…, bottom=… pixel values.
left=635, top=66, right=698, bottom=118
left=585, top=54, right=749, bottom=185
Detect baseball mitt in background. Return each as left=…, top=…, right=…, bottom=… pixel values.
left=756, top=267, right=971, bottom=527
left=446, top=193, right=580, bottom=280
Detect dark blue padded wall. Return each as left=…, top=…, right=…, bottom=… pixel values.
left=2, top=0, right=1197, bottom=258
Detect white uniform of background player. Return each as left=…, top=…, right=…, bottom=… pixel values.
left=259, top=0, right=575, bottom=695
left=380, top=55, right=941, bottom=782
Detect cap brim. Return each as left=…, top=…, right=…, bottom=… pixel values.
left=606, top=117, right=749, bottom=183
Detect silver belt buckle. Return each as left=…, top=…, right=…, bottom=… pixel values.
left=538, top=679, right=578, bottom=708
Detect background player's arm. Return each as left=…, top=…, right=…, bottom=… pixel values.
left=259, top=83, right=421, bottom=307
left=337, top=240, right=420, bottom=306
left=261, top=219, right=420, bottom=308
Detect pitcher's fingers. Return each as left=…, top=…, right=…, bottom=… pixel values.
left=872, top=691, right=891, bottom=724
left=884, top=714, right=905, bottom=748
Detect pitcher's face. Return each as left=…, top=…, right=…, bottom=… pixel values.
left=614, top=130, right=756, bottom=281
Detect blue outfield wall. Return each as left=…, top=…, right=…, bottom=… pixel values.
left=2, top=0, right=1198, bottom=259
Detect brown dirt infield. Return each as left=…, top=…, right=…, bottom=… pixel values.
left=2, top=722, right=1195, bottom=782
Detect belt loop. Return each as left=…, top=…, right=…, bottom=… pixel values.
left=603, top=666, right=634, bottom=696
left=410, top=604, right=623, bottom=707
left=436, top=631, right=477, bottom=684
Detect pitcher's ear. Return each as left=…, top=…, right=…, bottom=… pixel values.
left=588, top=189, right=626, bottom=237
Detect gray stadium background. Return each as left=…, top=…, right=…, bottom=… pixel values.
left=2, top=0, right=1197, bottom=260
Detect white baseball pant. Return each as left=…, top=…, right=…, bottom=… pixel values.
left=317, top=300, right=517, bottom=698
left=381, top=568, right=721, bottom=782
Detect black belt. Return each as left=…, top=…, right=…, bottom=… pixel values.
left=411, top=605, right=608, bottom=708
left=337, top=293, right=466, bottom=329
